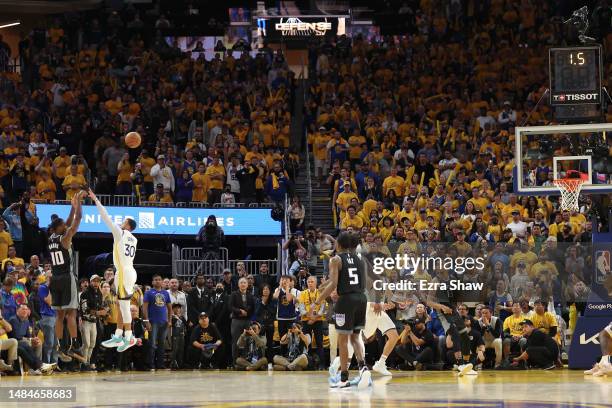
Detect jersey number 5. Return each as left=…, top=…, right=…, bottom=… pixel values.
left=51, top=251, right=65, bottom=266
left=348, top=267, right=359, bottom=285
left=124, top=244, right=136, bottom=257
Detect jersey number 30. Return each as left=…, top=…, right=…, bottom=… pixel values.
left=50, top=251, right=65, bottom=266
left=124, top=244, right=136, bottom=257
left=348, top=267, right=359, bottom=285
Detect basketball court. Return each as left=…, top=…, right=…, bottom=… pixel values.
left=1, top=370, right=611, bottom=407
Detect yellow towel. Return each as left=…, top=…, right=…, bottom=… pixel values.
left=272, top=173, right=279, bottom=190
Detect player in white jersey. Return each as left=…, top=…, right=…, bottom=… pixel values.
left=88, top=189, right=139, bottom=352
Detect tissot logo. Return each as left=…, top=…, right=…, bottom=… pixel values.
left=579, top=332, right=600, bottom=345
left=275, top=18, right=332, bottom=36
left=553, top=92, right=598, bottom=102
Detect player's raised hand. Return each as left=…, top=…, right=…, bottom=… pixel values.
left=87, top=188, right=97, bottom=201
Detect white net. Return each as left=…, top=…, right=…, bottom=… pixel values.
left=553, top=179, right=587, bottom=212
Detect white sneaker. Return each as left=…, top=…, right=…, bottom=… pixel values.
left=372, top=360, right=392, bottom=376
left=465, top=369, right=479, bottom=375
left=458, top=363, right=474, bottom=377
left=585, top=363, right=600, bottom=375
left=40, top=363, right=56, bottom=375
left=593, top=363, right=612, bottom=377
left=329, top=356, right=340, bottom=377
left=357, top=367, right=372, bottom=390
left=28, top=369, right=42, bottom=376
left=268, top=363, right=273, bottom=371
left=452, top=364, right=460, bottom=371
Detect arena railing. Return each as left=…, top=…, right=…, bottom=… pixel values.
left=34, top=198, right=284, bottom=209
left=172, top=245, right=278, bottom=280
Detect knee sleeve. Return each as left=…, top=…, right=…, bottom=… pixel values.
left=119, top=300, right=132, bottom=324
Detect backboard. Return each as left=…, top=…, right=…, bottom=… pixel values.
left=515, top=123, right=612, bottom=195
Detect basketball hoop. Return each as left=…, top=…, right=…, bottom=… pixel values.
left=553, top=178, right=587, bottom=212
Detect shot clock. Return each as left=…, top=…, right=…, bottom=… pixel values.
left=549, top=46, right=602, bottom=106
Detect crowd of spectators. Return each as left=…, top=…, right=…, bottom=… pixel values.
left=0, top=0, right=611, bottom=376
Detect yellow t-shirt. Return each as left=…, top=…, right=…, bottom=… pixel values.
left=205, top=164, right=226, bottom=190
left=191, top=173, right=210, bottom=202
left=383, top=175, right=405, bottom=196
left=0, top=231, right=14, bottom=260
left=117, top=161, right=133, bottom=183
left=37, top=179, right=57, bottom=202
left=341, top=215, right=364, bottom=230
left=503, top=314, right=524, bottom=337
left=2, top=256, right=24, bottom=270
left=62, top=174, right=86, bottom=199
left=53, top=156, right=71, bottom=179
left=139, top=157, right=156, bottom=182
left=530, top=311, right=557, bottom=335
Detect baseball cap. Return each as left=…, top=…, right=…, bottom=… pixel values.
left=486, top=204, right=493, bottom=209
left=519, top=319, right=534, bottom=326
left=156, top=183, right=164, bottom=188
left=199, top=312, right=209, bottom=318
left=157, top=154, right=165, bottom=159
left=90, top=274, right=101, bottom=282
left=413, top=317, right=425, bottom=324
left=511, top=210, right=520, bottom=215
left=222, top=268, right=231, bottom=274
left=318, top=126, right=326, bottom=131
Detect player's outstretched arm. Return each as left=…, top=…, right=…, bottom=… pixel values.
left=88, top=188, right=122, bottom=241
left=61, top=190, right=85, bottom=248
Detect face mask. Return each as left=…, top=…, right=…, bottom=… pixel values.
left=215, top=287, right=224, bottom=294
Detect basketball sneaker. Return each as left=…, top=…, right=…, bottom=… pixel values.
left=329, top=356, right=340, bottom=378
left=117, top=337, right=137, bottom=353
left=102, top=335, right=124, bottom=348
left=356, top=366, right=372, bottom=390
left=585, top=362, right=603, bottom=375
left=593, top=362, right=612, bottom=377
left=328, top=371, right=342, bottom=388
left=458, top=363, right=474, bottom=376
left=372, top=360, right=392, bottom=376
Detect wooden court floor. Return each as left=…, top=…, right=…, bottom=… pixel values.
left=0, top=369, right=611, bottom=407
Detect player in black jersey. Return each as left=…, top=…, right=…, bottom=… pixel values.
left=48, top=191, right=85, bottom=362
left=316, top=231, right=370, bottom=389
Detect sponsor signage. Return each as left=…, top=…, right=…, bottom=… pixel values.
left=36, top=204, right=282, bottom=236
left=549, top=46, right=602, bottom=106
left=568, top=316, right=611, bottom=368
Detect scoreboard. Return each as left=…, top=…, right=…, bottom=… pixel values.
left=549, top=45, right=602, bottom=106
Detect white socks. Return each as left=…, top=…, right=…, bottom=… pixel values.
left=115, top=329, right=124, bottom=338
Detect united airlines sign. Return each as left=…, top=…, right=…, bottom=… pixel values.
left=36, top=204, right=282, bottom=236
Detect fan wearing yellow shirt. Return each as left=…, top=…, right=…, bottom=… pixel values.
left=530, top=301, right=558, bottom=341
left=502, top=303, right=527, bottom=358
left=192, top=163, right=210, bottom=203
left=53, top=147, right=71, bottom=184
left=0, top=221, right=13, bottom=260
left=61, top=164, right=87, bottom=200
left=347, top=132, right=366, bottom=162
left=313, top=127, right=331, bottom=181
left=148, top=183, right=174, bottom=203
left=36, top=170, right=57, bottom=202
left=205, top=156, right=226, bottom=204
left=382, top=167, right=405, bottom=197
left=396, top=200, right=417, bottom=225
left=413, top=209, right=429, bottom=232
left=467, top=188, right=490, bottom=212
left=138, top=150, right=156, bottom=196
left=335, top=183, right=359, bottom=223
left=116, top=153, right=133, bottom=195
left=1, top=245, right=24, bottom=270
left=340, top=206, right=364, bottom=230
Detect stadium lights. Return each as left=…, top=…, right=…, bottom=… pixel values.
left=0, top=21, right=20, bottom=29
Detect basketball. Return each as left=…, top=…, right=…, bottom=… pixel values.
left=125, top=131, right=141, bottom=148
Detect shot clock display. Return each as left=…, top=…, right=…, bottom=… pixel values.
left=549, top=46, right=602, bottom=106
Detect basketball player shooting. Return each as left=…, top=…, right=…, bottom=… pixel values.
left=316, top=231, right=371, bottom=389
left=88, top=189, right=139, bottom=352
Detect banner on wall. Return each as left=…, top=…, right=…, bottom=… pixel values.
left=36, top=204, right=282, bottom=236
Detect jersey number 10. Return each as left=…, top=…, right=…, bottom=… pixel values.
left=50, top=251, right=65, bottom=266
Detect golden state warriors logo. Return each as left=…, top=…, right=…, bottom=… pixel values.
left=154, top=293, right=166, bottom=306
